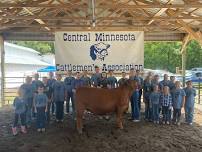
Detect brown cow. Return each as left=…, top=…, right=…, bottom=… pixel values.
left=75, top=79, right=137, bottom=134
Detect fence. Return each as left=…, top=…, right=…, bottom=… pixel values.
left=1, top=76, right=202, bottom=105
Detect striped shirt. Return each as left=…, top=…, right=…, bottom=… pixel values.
left=160, top=94, right=172, bottom=107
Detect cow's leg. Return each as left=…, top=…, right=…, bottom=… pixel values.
left=76, top=105, right=85, bottom=134
left=116, top=107, right=124, bottom=129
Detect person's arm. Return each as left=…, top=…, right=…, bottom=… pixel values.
left=115, top=78, right=118, bottom=88
left=33, top=95, right=37, bottom=113
left=45, top=96, right=48, bottom=112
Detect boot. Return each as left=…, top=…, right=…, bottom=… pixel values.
left=12, top=127, right=18, bottom=136
left=21, top=126, right=27, bottom=134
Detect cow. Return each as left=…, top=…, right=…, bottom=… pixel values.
left=90, top=42, right=110, bottom=61
left=75, top=79, right=137, bottom=134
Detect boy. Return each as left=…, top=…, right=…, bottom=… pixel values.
left=81, top=70, right=91, bottom=87
left=91, top=66, right=101, bottom=87
left=72, top=72, right=84, bottom=119
left=149, top=85, right=161, bottom=124
left=64, top=70, right=75, bottom=114
left=47, top=72, right=56, bottom=115
left=118, top=72, right=128, bottom=86
left=173, top=81, right=186, bottom=125
left=107, top=70, right=118, bottom=89
left=34, top=86, right=48, bottom=132
left=184, top=81, right=196, bottom=125
left=160, top=86, right=172, bottom=125
left=52, top=74, right=66, bottom=122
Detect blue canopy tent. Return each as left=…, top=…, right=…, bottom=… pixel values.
left=37, top=66, right=56, bottom=72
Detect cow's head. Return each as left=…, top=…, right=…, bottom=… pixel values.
left=90, top=42, right=110, bottom=61
left=122, top=79, right=138, bottom=95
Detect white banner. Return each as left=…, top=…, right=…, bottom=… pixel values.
left=55, top=31, right=144, bottom=73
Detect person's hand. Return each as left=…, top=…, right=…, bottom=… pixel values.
left=45, top=108, right=48, bottom=113
left=72, top=89, right=76, bottom=93
left=34, top=108, right=37, bottom=113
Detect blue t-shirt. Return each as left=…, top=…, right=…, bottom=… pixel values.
left=20, top=83, right=34, bottom=99
left=52, top=81, right=66, bottom=102
left=107, top=76, right=117, bottom=88
left=72, top=79, right=84, bottom=89
left=143, top=81, right=152, bottom=100
left=47, top=78, right=56, bottom=90
left=34, top=94, right=48, bottom=108
left=173, top=88, right=186, bottom=109
left=64, top=76, right=75, bottom=92
left=184, top=87, right=196, bottom=108
left=81, top=76, right=91, bottom=87
left=159, top=80, right=170, bottom=90
left=32, top=80, right=43, bottom=92
left=150, top=92, right=161, bottom=105
left=134, top=76, right=143, bottom=88
left=13, top=97, right=26, bottom=114
left=118, top=78, right=128, bottom=86
left=151, top=80, right=160, bottom=91
left=91, top=73, right=101, bottom=87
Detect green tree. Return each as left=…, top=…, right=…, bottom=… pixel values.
left=9, top=41, right=55, bottom=54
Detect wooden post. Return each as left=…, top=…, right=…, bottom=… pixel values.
left=181, top=34, right=190, bottom=87
left=0, top=35, right=5, bottom=106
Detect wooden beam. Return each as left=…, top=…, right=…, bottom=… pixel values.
left=1, top=3, right=202, bottom=9
left=0, top=35, right=5, bottom=106
left=1, top=15, right=202, bottom=20
left=147, top=0, right=175, bottom=25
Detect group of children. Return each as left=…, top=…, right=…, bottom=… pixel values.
left=11, top=67, right=197, bottom=136
left=142, top=74, right=196, bottom=126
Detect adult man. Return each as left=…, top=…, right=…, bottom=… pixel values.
left=107, top=70, right=118, bottom=89
left=118, top=72, right=128, bottom=86
left=91, top=66, right=101, bottom=87
left=64, top=70, right=75, bottom=114
left=81, top=70, right=91, bottom=87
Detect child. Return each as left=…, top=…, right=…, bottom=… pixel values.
left=118, top=72, right=128, bottom=87
left=100, top=72, right=108, bottom=88
left=184, top=81, right=196, bottom=125
left=107, top=70, right=118, bottom=89
left=72, top=72, right=84, bottom=119
left=143, top=75, right=153, bottom=121
left=34, top=86, right=48, bottom=132
left=52, top=74, right=66, bottom=122
left=160, top=86, right=172, bottom=125
left=149, top=85, right=161, bottom=124
left=172, top=81, right=186, bottom=125
left=12, top=88, right=27, bottom=136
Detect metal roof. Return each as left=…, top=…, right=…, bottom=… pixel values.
left=0, top=0, right=202, bottom=42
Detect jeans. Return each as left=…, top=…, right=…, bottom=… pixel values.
left=36, top=107, right=46, bottom=129
left=162, top=106, right=171, bottom=122
left=185, top=106, right=194, bottom=123
left=13, top=113, right=26, bottom=127
left=145, top=100, right=152, bottom=120
left=173, top=108, right=181, bottom=123
left=55, top=101, right=64, bottom=121
left=130, top=91, right=140, bottom=120
left=152, top=104, right=159, bottom=122
left=138, top=89, right=142, bottom=110
left=25, top=98, right=33, bottom=126
left=51, top=101, right=55, bottom=114
left=46, top=102, right=51, bottom=123
left=66, top=91, right=74, bottom=113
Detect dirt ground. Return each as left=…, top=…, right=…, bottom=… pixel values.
left=0, top=106, right=202, bottom=152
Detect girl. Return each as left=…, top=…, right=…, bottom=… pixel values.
left=12, top=88, right=27, bottom=136
left=184, top=81, right=196, bottom=125
left=160, top=86, right=172, bottom=125
left=149, top=85, right=161, bottom=124
left=100, top=72, right=108, bottom=88
left=34, top=86, right=48, bottom=132
left=172, top=81, right=186, bottom=125
left=143, top=75, right=153, bottom=121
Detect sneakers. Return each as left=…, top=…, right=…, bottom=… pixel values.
left=156, top=121, right=160, bottom=124
left=12, top=127, right=18, bottom=136
left=177, top=122, right=181, bottom=126
left=21, top=126, right=27, bottom=134
left=162, top=121, right=165, bottom=124
left=132, top=119, right=140, bottom=122
left=166, top=121, right=170, bottom=125
left=189, top=123, right=193, bottom=126
left=41, top=128, right=46, bottom=132
left=37, top=129, right=41, bottom=132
